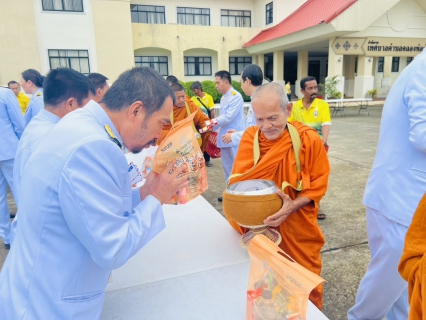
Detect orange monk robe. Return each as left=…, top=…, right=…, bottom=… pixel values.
left=160, top=98, right=211, bottom=152
left=399, top=193, right=426, bottom=320
left=225, top=121, right=330, bottom=310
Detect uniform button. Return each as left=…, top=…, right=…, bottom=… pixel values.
left=123, top=211, right=129, bottom=217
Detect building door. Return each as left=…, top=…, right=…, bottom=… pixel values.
left=264, top=53, right=273, bottom=81
left=308, top=61, right=321, bottom=82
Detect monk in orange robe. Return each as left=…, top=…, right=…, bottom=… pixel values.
left=159, top=83, right=210, bottom=151
left=399, top=193, right=426, bottom=319
left=224, top=83, right=330, bottom=309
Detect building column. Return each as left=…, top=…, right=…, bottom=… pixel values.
left=218, top=49, right=229, bottom=73
left=354, top=55, right=374, bottom=98
left=272, top=50, right=284, bottom=87
left=258, top=54, right=265, bottom=79
left=343, top=55, right=356, bottom=97
left=382, top=56, right=392, bottom=89
left=295, top=51, right=308, bottom=98
left=326, top=37, right=344, bottom=98
left=171, top=50, right=184, bottom=80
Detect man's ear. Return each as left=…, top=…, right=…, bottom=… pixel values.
left=128, top=101, right=145, bottom=122
left=96, top=88, right=102, bottom=97
left=65, top=97, right=76, bottom=111
left=286, top=102, right=293, bottom=115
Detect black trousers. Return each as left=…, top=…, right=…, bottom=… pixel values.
left=203, top=151, right=210, bottom=162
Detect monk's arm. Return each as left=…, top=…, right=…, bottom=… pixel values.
left=399, top=193, right=426, bottom=295
left=321, top=125, right=330, bottom=144
left=264, top=191, right=312, bottom=227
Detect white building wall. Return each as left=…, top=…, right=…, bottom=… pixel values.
left=33, top=0, right=98, bottom=75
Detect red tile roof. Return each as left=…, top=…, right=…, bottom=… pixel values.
left=244, top=0, right=357, bottom=47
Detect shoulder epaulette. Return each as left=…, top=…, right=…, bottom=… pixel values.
left=36, top=92, right=42, bottom=97
left=231, top=91, right=236, bottom=96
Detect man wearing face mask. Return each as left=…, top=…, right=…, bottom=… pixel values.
left=0, top=67, right=189, bottom=319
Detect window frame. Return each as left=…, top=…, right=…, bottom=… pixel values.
left=391, top=57, right=400, bottom=72
left=406, top=57, right=413, bottom=66
left=266, top=2, right=273, bottom=25
left=229, top=56, right=252, bottom=75
left=221, top=9, right=251, bottom=28
left=184, top=56, right=212, bottom=76
left=48, top=49, right=90, bottom=75
left=377, top=57, right=384, bottom=73
left=134, top=56, right=169, bottom=76
left=177, top=7, right=210, bottom=26
left=130, top=5, right=166, bottom=24
left=41, top=0, right=84, bottom=12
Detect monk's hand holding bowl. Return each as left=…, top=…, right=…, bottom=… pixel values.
left=263, top=190, right=295, bottom=227
left=222, top=129, right=236, bottom=144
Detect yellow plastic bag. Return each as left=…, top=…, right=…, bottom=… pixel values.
left=246, top=235, right=325, bottom=320
left=152, top=112, right=208, bottom=205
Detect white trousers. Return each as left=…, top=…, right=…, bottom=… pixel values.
left=0, top=159, right=15, bottom=245
left=220, top=147, right=236, bottom=182
left=347, top=207, right=409, bottom=320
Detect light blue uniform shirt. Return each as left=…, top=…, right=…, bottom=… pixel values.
left=0, top=87, right=25, bottom=161
left=10, top=109, right=60, bottom=244
left=24, top=87, right=44, bottom=124
left=230, top=104, right=255, bottom=146
left=0, top=100, right=165, bottom=319
left=213, top=87, right=245, bottom=149
left=363, top=49, right=426, bottom=227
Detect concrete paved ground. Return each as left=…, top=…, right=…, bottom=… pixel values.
left=0, top=104, right=384, bottom=319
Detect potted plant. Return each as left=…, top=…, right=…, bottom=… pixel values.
left=325, top=75, right=342, bottom=99
left=366, top=88, right=378, bottom=99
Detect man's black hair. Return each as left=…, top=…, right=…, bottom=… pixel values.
left=8, top=81, right=18, bottom=87
left=87, top=73, right=109, bottom=90
left=171, top=83, right=185, bottom=92
left=22, top=69, right=44, bottom=88
left=166, top=75, right=179, bottom=85
left=43, top=68, right=96, bottom=107
left=101, top=67, right=175, bottom=117
left=241, top=64, right=263, bottom=86
left=300, top=76, right=317, bottom=90
left=215, top=70, right=232, bottom=83
left=190, top=81, right=203, bottom=91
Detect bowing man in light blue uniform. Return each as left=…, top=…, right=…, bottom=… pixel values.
left=20, top=69, right=45, bottom=124
left=221, top=64, right=263, bottom=147
left=0, top=88, right=25, bottom=250
left=10, top=68, right=95, bottom=244
left=0, top=67, right=189, bottom=319
left=213, top=70, right=245, bottom=182
left=348, top=49, right=426, bottom=320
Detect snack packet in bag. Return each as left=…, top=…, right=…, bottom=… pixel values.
left=246, top=235, right=325, bottom=320
left=152, top=112, right=208, bottom=205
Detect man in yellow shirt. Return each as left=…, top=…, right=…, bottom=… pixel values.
left=288, top=76, right=331, bottom=220
left=8, top=81, right=30, bottom=115
left=190, top=81, right=215, bottom=119
left=285, top=80, right=292, bottom=102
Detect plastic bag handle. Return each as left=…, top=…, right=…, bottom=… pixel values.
left=277, top=250, right=296, bottom=263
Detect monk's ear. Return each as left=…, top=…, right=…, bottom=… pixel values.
left=128, top=101, right=146, bottom=122
left=286, top=102, right=293, bottom=115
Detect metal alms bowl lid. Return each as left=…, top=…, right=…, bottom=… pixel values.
left=225, top=179, right=278, bottom=196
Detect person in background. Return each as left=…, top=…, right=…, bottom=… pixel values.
left=212, top=70, right=245, bottom=202
left=8, top=81, right=30, bottom=115
left=285, top=80, right=292, bottom=102
left=0, top=87, right=25, bottom=250
left=221, top=64, right=263, bottom=147
left=10, top=68, right=95, bottom=245
left=190, top=81, right=215, bottom=167
left=88, top=73, right=109, bottom=103
left=20, top=69, right=44, bottom=124
left=0, top=67, right=189, bottom=319
left=288, top=76, right=331, bottom=220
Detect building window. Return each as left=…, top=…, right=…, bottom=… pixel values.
left=266, top=2, right=273, bottom=25
left=177, top=7, right=210, bottom=26
left=135, top=56, right=168, bottom=76
left=407, top=57, right=413, bottom=66
left=221, top=10, right=251, bottom=27
left=392, top=57, right=400, bottom=72
left=130, top=5, right=165, bottom=24
left=42, top=0, right=83, bottom=12
left=184, top=57, right=212, bottom=76
left=377, top=57, right=384, bottom=72
left=229, top=57, right=252, bottom=75
left=48, top=50, right=90, bottom=75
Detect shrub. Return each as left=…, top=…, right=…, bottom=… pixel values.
left=201, top=80, right=221, bottom=103
left=231, top=80, right=251, bottom=102
left=366, top=88, right=378, bottom=99
left=180, top=81, right=194, bottom=98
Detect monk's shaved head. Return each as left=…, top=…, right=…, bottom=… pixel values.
left=251, top=82, right=289, bottom=111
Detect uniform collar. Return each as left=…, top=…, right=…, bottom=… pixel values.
left=224, top=87, right=234, bottom=97
left=84, top=100, right=123, bottom=148
left=37, top=109, right=60, bottom=124
left=31, top=88, right=43, bottom=99
left=299, top=98, right=317, bottom=109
